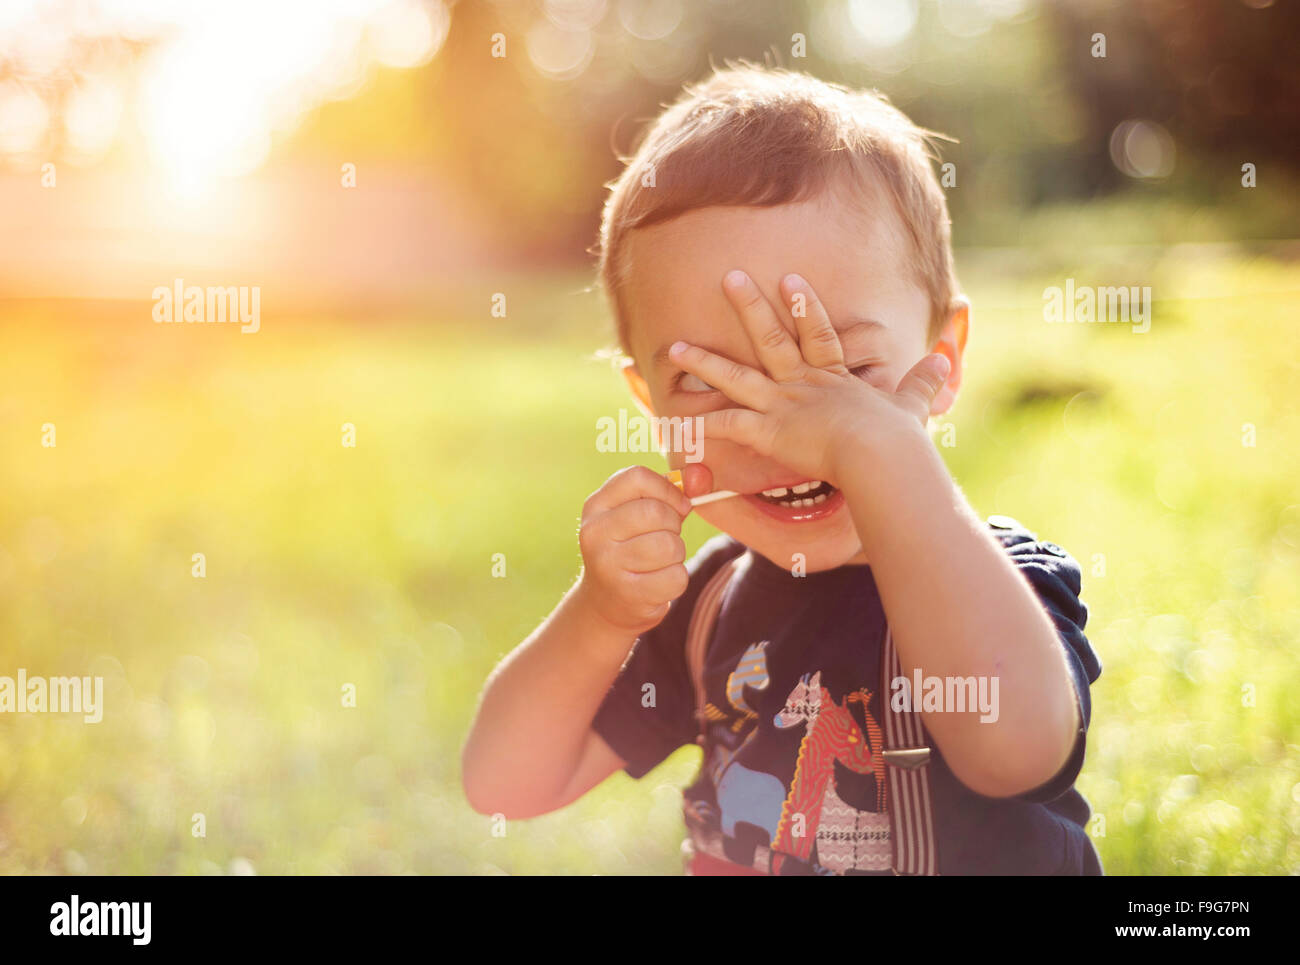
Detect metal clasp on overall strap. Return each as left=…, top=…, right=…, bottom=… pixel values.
left=882, top=747, right=931, bottom=770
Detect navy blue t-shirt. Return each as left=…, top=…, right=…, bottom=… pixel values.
left=591, top=517, right=1103, bottom=875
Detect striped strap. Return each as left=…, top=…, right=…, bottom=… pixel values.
left=880, top=627, right=939, bottom=875
left=686, top=557, right=741, bottom=743
left=684, top=558, right=938, bottom=875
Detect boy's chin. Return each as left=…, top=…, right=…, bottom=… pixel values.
left=695, top=503, right=866, bottom=573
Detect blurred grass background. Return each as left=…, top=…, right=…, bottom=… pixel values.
left=0, top=0, right=1298, bottom=875
left=1, top=237, right=1297, bottom=874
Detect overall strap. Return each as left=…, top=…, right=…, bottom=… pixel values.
left=880, top=628, right=939, bottom=875
left=684, top=553, right=940, bottom=875
left=686, top=557, right=741, bottom=744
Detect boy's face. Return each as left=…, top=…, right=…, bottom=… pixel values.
left=620, top=187, right=964, bottom=573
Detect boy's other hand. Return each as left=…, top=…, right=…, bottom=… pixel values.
left=667, top=270, right=950, bottom=488
left=575, top=466, right=693, bottom=636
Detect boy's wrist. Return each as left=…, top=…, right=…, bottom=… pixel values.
left=835, top=419, right=962, bottom=560
left=832, top=415, right=939, bottom=505
left=568, top=572, right=648, bottom=655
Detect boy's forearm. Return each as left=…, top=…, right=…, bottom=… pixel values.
left=461, top=575, right=637, bottom=817
left=839, top=428, right=1080, bottom=798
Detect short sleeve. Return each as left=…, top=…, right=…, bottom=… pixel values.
left=590, top=534, right=745, bottom=779
left=987, top=517, right=1101, bottom=803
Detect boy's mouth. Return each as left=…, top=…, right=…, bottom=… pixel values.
left=751, top=479, right=836, bottom=507
left=741, top=480, right=845, bottom=523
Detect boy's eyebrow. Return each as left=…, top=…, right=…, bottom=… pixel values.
left=651, top=317, right=887, bottom=368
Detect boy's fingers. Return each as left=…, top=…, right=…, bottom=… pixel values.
left=584, top=465, right=690, bottom=518
left=630, top=562, right=690, bottom=602
left=893, top=353, right=951, bottom=421
left=604, top=498, right=686, bottom=542
left=616, top=531, right=687, bottom=572
left=698, top=407, right=771, bottom=456
left=780, top=273, right=847, bottom=374
left=722, top=270, right=804, bottom=381
left=667, top=341, right=773, bottom=411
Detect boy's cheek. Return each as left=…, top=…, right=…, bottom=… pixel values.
left=863, top=363, right=905, bottom=394
left=682, top=440, right=803, bottom=492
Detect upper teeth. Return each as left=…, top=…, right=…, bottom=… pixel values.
left=761, top=480, right=823, bottom=498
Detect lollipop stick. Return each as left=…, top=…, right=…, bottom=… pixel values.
left=688, top=489, right=741, bottom=506
left=665, top=470, right=740, bottom=506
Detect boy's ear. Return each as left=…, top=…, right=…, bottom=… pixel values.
left=929, top=296, right=969, bottom=418
left=621, top=360, right=657, bottom=418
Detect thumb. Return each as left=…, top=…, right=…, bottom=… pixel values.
left=894, top=353, right=951, bottom=420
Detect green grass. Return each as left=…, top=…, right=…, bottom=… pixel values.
left=0, top=249, right=1297, bottom=875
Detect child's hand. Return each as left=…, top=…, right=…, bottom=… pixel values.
left=574, top=466, right=693, bottom=636
left=667, top=270, right=951, bottom=488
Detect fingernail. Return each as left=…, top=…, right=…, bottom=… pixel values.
left=669, top=340, right=688, bottom=356
left=784, top=273, right=806, bottom=290
left=723, top=269, right=747, bottom=289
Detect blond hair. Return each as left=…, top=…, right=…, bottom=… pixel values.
left=596, top=64, right=959, bottom=355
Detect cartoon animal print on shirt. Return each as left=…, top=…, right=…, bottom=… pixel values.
left=704, top=641, right=786, bottom=840
left=702, top=639, right=771, bottom=738
left=724, top=640, right=770, bottom=732
left=769, top=671, right=891, bottom=875
left=704, top=641, right=771, bottom=787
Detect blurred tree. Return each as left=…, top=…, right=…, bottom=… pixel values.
left=1047, top=0, right=1300, bottom=183
left=287, top=0, right=1300, bottom=259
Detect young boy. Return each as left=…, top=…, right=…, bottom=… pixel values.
left=461, top=65, right=1102, bottom=875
